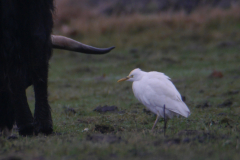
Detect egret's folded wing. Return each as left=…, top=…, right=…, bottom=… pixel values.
left=147, top=77, right=182, bottom=101
left=144, top=77, right=190, bottom=117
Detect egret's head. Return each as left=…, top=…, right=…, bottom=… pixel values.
left=117, top=68, right=144, bottom=82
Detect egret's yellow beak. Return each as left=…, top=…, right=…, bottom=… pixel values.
left=117, top=76, right=130, bottom=82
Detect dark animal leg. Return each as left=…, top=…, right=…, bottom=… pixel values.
left=32, top=65, right=53, bottom=135
left=0, top=91, right=15, bottom=137
left=8, top=77, right=34, bottom=136
left=14, top=90, right=34, bottom=136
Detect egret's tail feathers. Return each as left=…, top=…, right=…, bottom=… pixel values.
left=165, top=99, right=190, bottom=118
left=176, top=102, right=190, bottom=118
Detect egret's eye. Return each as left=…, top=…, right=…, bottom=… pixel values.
left=130, top=75, right=134, bottom=78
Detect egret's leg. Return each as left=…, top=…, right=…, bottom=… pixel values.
left=163, top=105, right=168, bottom=136
left=152, top=115, right=160, bottom=131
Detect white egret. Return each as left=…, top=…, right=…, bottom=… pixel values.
left=117, top=68, right=190, bottom=135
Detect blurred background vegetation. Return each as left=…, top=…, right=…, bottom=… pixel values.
left=53, top=0, right=240, bottom=50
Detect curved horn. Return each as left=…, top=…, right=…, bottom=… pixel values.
left=51, top=35, right=115, bottom=54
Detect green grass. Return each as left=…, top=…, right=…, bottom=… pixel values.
left=1, top=17, right=240, bottom=160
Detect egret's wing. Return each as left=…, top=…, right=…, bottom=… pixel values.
left=140, top=75, right=190, bottom=117
left=148, top=72, right=182, bottom=100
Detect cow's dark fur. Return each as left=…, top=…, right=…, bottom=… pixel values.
left=0, top=0, right=54, bottom=136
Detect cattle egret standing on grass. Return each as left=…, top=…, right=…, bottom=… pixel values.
left=117, top=68, right=190, bottom=135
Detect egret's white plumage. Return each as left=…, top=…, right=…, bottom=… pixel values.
left=118, top=68, right=190, bottom=132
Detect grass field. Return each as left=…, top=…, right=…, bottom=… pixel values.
left=1, top=8, right=240, bottom=160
